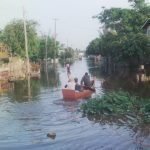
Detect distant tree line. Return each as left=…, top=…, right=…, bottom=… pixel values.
left=86, top=0, right=150, bottom=67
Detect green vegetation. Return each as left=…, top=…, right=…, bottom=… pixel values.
left=60, top=47, right=74, bottom=59
left=38, top=35, right=60, bottom=60
left=81, top=91, right=150, bottom=123
left=0, top=19, right=39, bottom=60
left=0, top=19, right=75, bottom=62
left=59, top=47, right=75, bottom=64
left=86, top=0, right=150, bottom=66
left=84, top=0, right=150, bottom=125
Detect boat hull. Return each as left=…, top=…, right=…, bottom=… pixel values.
left=62, top=89, right=94, bottom=100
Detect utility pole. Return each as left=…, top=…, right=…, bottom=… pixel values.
left=23, top=7, right=31, bottom=99
left=45, top=35, right=48, bottom=68
left=53, top=18, right=58, bottom=63
left=67, top=40, right=68, bottom=49
left=23, top=7, right=30, bottom=75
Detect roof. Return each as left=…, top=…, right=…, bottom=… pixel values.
left=142, top=18, right=150, bottom=29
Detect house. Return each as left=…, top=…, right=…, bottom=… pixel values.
left=142, top=18, right=150, bottom=36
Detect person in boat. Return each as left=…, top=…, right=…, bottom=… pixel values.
left=81, top=72, right=94, bottom=90
left=64, top=77, right=75, bottom=90
left=74, top=77, right=83, bottom=92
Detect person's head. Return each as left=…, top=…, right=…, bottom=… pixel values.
left=74, top=77, right=78, bottom=83
left=85, top=72, right=88, bottom=76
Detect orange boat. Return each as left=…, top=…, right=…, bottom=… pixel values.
left=62, top=88, right=94, bottom=100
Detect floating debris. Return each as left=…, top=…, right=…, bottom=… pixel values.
left=47, top=132, right=56, bottom=140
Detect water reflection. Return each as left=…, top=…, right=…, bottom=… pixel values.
left=87, top=58, right=150, bottom=98
left=41, top=65, right=60, bottom=89
left=101, top=73, right=150, bottom=98
left=8, top=77, right=40, bottom=102
left=6, top=65, right=61, bottom=102
left=0, top=80, right=14, bottom=95
left=86, top=58, right=103, bottom=79
left=27, top=75, right=31, bottom=99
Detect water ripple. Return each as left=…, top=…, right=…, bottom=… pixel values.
left=0, top=59, right=149, bottom=149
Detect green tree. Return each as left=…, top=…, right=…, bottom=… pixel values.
left=121, top=33, right=150, bottom=65
left=86, top=38, right=101, bottom=55
left=38, top=35, right=46, bottom=60
left=59, top=47, right=74, bottom=59
left=38, top=35, right=60, bottom=60
left=87, top=0, right=150, bottom=66
left=1, top=19, right=39, bottom=60
left=128, top=0, right=147, bottom=10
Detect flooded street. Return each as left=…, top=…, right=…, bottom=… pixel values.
left=0, top=58, right=149, bottom=150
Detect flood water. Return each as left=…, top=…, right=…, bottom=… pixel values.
left=0, top=58, right=149, bottom=150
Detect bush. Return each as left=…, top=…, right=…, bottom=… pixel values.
left=81, top=91, right=150, bottom=123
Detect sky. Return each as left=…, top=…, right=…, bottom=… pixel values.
left=0, top=0, right=132, bottom=50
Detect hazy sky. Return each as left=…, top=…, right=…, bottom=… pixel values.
left=0, top=0, right=131, bottom=50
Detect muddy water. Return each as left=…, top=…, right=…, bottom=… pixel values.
left=0, top=58, right=149, bottom=150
